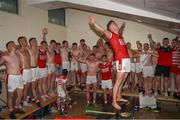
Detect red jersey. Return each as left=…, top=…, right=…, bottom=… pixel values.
left=157, top=47, right=172, bottom=66
left=38, top=49, right=47, bottom=68
left=108, top=32, right=129, bottom=63
left=99, top=62, right=112, bottom=80
left=54, top=50, right=62, bottom=65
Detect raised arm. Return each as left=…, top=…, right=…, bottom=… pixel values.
left=89, top=16, right=111, bottom=39
left=42, top=28, right=48, bottom=41
left=148, top=34, right=157, bottom=49
left=136, top=41, right=143, bottom=51
left=119, top=22, right=125, bottom=34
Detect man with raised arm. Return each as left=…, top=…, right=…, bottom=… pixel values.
left=74, top=53, right=99, bottom=106
left=89, top=16, right=130, bottom=110
left=70, top=42, right=81, bottom=86
left=0, top=41, right=25, bottom=118
left=148, top=34, right=172, bottom=97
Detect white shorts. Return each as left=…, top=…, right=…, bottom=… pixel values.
left=22, top=69, right=32, bottom=85
left=130, top=63, right=136, bottom=72
left=135, top=63, right=142, bottom=73
left=86, top=76, right=97, bottom=84
left=47, top=64, right=55, bottom=74
left=57, top=85, right=66, bottom=98
left=80, top=63, right=87, bottom=72
left=62, top=61, right=70, bottom=71
left=101, top=79, right=113, bottom=89
left=142, top=66, right=154, bottom=77
left=39, top=67, right=48, bottom=79
left=70, top=62, right=78, bottom=71
left=31, top=67, right=39, bottom=82
left=7, top=74, right=23, bottom=92
left=115, top=58, right=130, bottom=73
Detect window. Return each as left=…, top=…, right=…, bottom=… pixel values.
left=0, top=0, right=18, bottom=14
left=48, top=8, right=65, bottom=26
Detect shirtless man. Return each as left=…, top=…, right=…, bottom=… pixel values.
left=61, top=40, right=71, bottom=86
left=74, top=54, right=99, bottom=105
left=104, top=42, right=114, bottom=62
left=17, top=36, right=32, bottom=106
left=38, top=41, right=48, bottom=100
left=149, top=40, right=159, bottom=93
left=70, top=43, right=81, bottom=86
left=0, top=41, right=24, bottom=118
left=92, top=45, right=102, bottom=61
left=28, top=37, right=41, bottom=106
left=92, top=45, right=102, bottom=87
left=126, top=42, right=136, bottom=90
left=96, top=38, right=105, bottom=56
left=47, top=40, right=56, bottom=96
left=89, top=16, right=130, bottom=110
left=78, top=39, right=91, bottom=52
left=61, top=40, right=70, bottom=72
left=135, top=41, right=143, bottom=90
left=79, top=44, right=91, bottom=87
left=78, top=39, right=85, bottom=51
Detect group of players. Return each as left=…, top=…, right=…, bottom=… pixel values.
left=0, top=16, right=180, bottom=118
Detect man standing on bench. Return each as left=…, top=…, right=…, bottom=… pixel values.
left=0, top=41, right=25, bottom=118
left=89, top=16, right=130, bottom=110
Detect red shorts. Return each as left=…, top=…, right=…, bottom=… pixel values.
left=170, top=65, right=177, bottom=73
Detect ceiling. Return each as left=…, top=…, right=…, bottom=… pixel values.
left=29, top=0, right=180, bottom=35
left=110, top=0, right=180, bottom=20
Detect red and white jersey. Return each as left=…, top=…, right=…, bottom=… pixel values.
left=172, top=48, right=180, bottom=67
left=108, top=32, right=129, bottom=64
left=56, top=75, right=67, bottom=85
left=173, top=50, right=180, bottom=68
left=99, top=62, right=112, bottom=80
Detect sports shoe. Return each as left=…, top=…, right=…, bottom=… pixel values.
left=44, top=95, right=50, bottom=99
left=164, top=92, right=168, bottom=97
left=85, top=103, right=91, bottom=108
left=14, top=108, right=25, bottom=114
left=167, top=91, right=171, bottom=96
left=51, top=107, right=58, bottom=113
left=9, top=111, right=16, bottom=119
left=154, top=92, right=158, bottom=97
left=23, top=101, right=32, bottom=107
left=41, top=95, right=47, bottom=101
left=36, top=100, right=41, bottom=107
left=91, top=102, right=97, bottom=107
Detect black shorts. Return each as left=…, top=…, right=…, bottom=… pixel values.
left=154, top=65, right=170, bottom=77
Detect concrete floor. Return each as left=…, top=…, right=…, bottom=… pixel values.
left=46, top=91, right=180, bottom=119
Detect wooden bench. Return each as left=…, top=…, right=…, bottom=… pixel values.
left=0, top=96, right=57, bottom=119
left=73, top=87, right=180, bottom=103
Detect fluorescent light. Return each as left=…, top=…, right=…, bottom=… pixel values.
left=172, top=28, right=180, bottom=31
left=136, top=19, right=143, bottom=23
